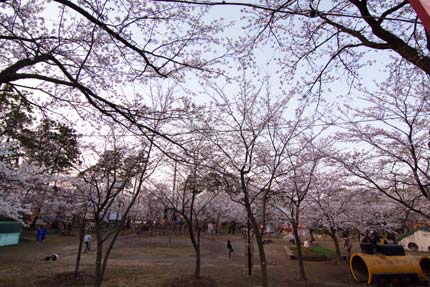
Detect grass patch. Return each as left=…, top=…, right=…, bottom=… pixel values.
left=289, top=245, right=336, bottom=258
left=309, top=245, right=336, bottom=258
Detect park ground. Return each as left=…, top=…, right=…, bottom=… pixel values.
left=1, top=230, right=370, bottom=287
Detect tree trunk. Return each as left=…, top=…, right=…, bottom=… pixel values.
left=94, top=223, right=103, bottom=287
left=328, top=226, right=342, bottom=262
left=185, top=186, right=201, bottom=278
left=187, top=223, right=201, bottom=278
left=215, top=213, right=221, bottom=234
left=241, top=173, right=269, bottom=287
left=261, top=193, right=267, bottom=239
left=247, top=204, right=268, bottom=287
left=293, top=222, right=307, bottom=281
left=194, top=237, right=201, bottom=277
left=254, top=225, right=269, bottom=287
left=184, top=217, right=202, bottom=278
left=74, top=218, right=85, bottom=279
left=309, top=228, right=315, bottom=241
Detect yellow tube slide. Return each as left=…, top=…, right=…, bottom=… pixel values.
left=350, top=253, right=427, bottom=284
left=419, top=256, right=430, bottom=279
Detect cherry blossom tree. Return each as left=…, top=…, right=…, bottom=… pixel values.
left=306, top=170, right=351, bottom=261
left=151, top=136, right=223, bottom=278
left=203, top=191, right=246, bottom=233
left=197, top=66, right=322, bottom=286
left=304, top=164, right=369, bottom=261
left=163, top=1, right=430, bottom=85
left=0, top=142, right=34, bottom=222
left=307, top=169, right=408, bottom=260
left=0, top=137, right=77, bottom=224
left=246, top=0, right=430, bottom=81
left=336, top=65, right=430, bottom=220
left=0, top=1, right=225, bottom=142
left=353, top=190, right=406, bottom=235
left=273, top=142, right=322, bottom=281
left=74, top=141, right=155, bottom=287
left=79, top=77, right=211, bottom=284
left=0, top=86, right=80, bottom=223
left=70, top=80, right=185, bottom=286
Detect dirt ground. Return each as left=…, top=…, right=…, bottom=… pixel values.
left=0, top=230, right=372, bottom=287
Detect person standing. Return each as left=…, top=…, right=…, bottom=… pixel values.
left=84, top=233, right=92, bottom=253
left=36, top=226, right=43, bottom=244
left=344, top=237, right=353, bottom=261
left=40, top=226, right=47, bottom=243
left=227, top=240, right=234, bottom=258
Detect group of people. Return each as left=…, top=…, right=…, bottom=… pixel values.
left=361, top=230, right=377, bottom=245
left=344, top=230, right=398, bottom=260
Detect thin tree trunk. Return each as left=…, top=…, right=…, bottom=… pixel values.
left=215, top=213, right=221, bottom=234
left=328, top=226, right=342, bottom=262
left=186, top=219, right=201, bottom=278
left=244, top=198, right=268, bottom=285
left=261, top=194, right=267, bottom=239
left=254, top=223, right=268, bottom=287
left=74, top=218, right=86, bottom=279
left=183, top=181, right=201, bottom=279
left=184, top=215, right=201, bottom=278
left=94, top=223, right=103, bottom=287
left=309, top=228, right=315, bottom=242
left=195, top=246, right=201, bottom=277
left=293, top=220, right=307, bottom=281
left=241, top=173, right=268, bottom=287
left=194, top=229, right=201, bottom=277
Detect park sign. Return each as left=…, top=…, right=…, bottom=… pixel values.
left=408, top=0, right=430, bottom=33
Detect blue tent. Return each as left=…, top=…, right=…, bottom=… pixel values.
left=0, top=221, right=22, bottom=246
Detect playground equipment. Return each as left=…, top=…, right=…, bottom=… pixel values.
left=0, top=221, right=22, bottom=246
left=349, top=243, right=430, bottom=285
left=399, top=229, right=430, bottom=252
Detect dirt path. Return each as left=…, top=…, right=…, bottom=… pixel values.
left=113, top=234, right=364, bottom=287
left=0, top=231, right=367, bottom=287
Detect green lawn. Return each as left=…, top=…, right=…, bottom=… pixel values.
left=309, top=245, right=337, bottom=258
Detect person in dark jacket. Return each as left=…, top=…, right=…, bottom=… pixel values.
left=227, top=240, right=234, bottom=258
